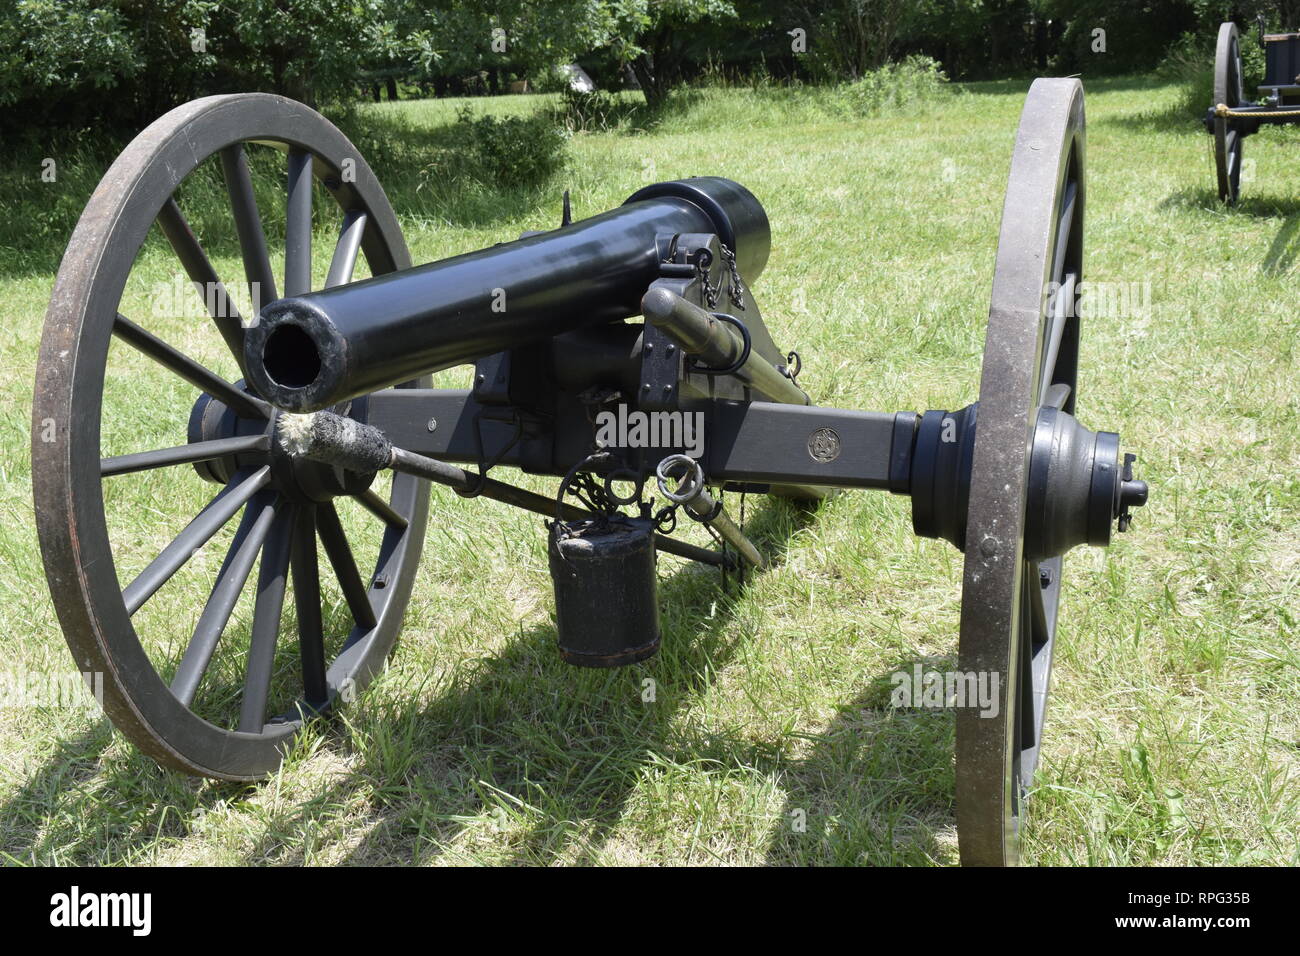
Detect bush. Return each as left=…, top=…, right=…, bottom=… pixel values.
left=452, top=105, right=568, bottom=188
left=838, top=56, right=950, bottom=117
left=1158, top=32, right=1214, bottom=119
left=555, top=86, right=626, bottom=132
left=1158, top=29, right=1269, bottom=122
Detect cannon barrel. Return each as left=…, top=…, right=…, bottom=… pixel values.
left=243, top=177, right=771, bottom=411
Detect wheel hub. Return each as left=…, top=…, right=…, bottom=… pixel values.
left=910, top=402, right=1147, bottom=559
left=188, top=390, right=376, bottom=502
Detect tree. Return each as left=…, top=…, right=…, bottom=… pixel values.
left=382, top=1, right=623, bottom=96
left=211, top=0, right=386, bottom=106
left=604, top=0, right=738, bottom=109
left=0, top=0, right=390, bottom=131
left=0, top=0, right=218, bottom=130
left=797, top=0, right=908, bottom=80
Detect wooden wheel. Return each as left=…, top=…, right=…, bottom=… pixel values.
left=1214, top=22, right=1246, bottom=204
left=32, top=94, right=429, bottom=780
left=956, top=78, right=1084, bottom=866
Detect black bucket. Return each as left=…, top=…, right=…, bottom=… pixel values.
left=548, top=517, right=660, bottom=667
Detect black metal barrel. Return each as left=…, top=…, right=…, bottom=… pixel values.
left=243, top=177, right=771, bottom=411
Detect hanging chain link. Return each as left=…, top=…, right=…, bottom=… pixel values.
left=690, top=243, right=744, bottom=312
left=696, top=250, right=721, bottom=310
left=720, top=244, right=745, bottom=311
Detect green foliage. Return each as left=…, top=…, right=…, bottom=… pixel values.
left=800, top=0, right=912, bottom=81
left=6, top=0, right=1295, bottom=135
left=603, top=0, right=740, bottom=108
left=555, top=86, right=635, bottom=131
left=0, top=0, right=138, bottom=103
left=1157, top=31, right=1214, bottom=118
left=450, top=104, right=569, bottom=187
left=838, top=55, right=949, bottom=115
left=0, top=0, right=219, bottom=132
left=214, top=0, right=385, bottom=104
left=1043, top=0, right=1201, bottom=75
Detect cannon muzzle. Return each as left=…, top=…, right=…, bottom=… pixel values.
left=243, top=177, right=770, bottom=411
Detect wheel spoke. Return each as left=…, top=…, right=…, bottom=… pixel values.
left=352, top=488, right=409, bottom=529
left=326, top=209, right=367, bottom=288
left=112, top=313, right=270, bottom=419
left=1042, top=383, right=1071, bottom=410
left=122, top=466, right=272, bottom=615
left=1020, top=575, right=1040, bottom=752
left=1050, top=179, right=1077, bottom=286
left=315, top=501, right=378, bottom=631
left=238, top=502, right=295, bottom=733
left=220, top=143, right=279, bottom=311
left=171, top=492, right=278, bottom=707
left=1040, top=271, right=1076, bottom=397
left=292, top=505, right=329, bottom=707
left=156, top=198, right=248, bottom=371
left=285, top=148, right=314, bottom=297
left=101, top=434, right=269, bottom=477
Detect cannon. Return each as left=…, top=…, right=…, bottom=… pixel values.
left=32, top=77, right=1147, bottom=866
left=1204, top=20, right=1300, bottom=203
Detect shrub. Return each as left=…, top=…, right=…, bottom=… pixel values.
left=453, top=104, right=568, bottom=188
left=1160, top=30, right=1264, bottom=120
left=556, top=86, right=627, bottom=132
left=838, top=56, right=950, bottom=117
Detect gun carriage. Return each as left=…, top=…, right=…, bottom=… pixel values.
left=33, top=77, right=1147, bottom=865
left=1205, top=21, right=1300, bottom=202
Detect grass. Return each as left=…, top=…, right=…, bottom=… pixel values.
left=1, top=73, right=1298, bottom=866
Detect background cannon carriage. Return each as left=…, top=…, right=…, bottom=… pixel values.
left=32, top=77, right=1146, bottom=866
left=1205, top=20, right=1300, bottom=203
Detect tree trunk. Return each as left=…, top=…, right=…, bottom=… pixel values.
left=630, top=56, right=662, bottom=109
left=386, top=76, right=399, bottom=101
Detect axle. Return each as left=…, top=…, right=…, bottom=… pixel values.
left=276, top=410, right=730, bottom=568
left=275, top=397, right=1146, bottom=572
left=244, top=178, right=771, bottom=412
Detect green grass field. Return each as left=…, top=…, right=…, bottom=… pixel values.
left=1, top=75, right=1297, bottom=865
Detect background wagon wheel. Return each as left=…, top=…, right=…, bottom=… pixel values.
left=1214, top=22, right=1246, bottom=204
left=956, top=77, right=1083, bottom=866
left=32, top=94, right=429, bottom=781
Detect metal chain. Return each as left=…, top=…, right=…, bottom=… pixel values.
left=720, top=244, right=745, bottom=311
left=696, top=251, right=722, bottom=310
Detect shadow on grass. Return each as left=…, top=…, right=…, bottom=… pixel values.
left=0, top=723, right=114, bottom=863
left=761, top=663, right=955, bottom=866
left=0, top=594, right=369, bottom=864
left=958, top=74, right=1174, bottom=99
left=0, top=496, right=955, bottom=865
left=1262, top=213, right=1300, bottom=273
left=326, top=495, right=816, bottom=865
left=0, top=719, right=251, bottom=864
left=239, top=494, right=955, bottom=867
left=1159, top=184, right=1300, bottom=218
left=1094, top=104, right=1204, bottom=134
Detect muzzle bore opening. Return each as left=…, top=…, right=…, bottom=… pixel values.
left=261, top=323, right=323, bottom=390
